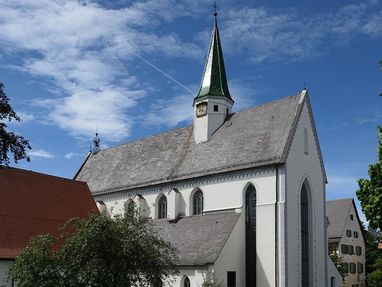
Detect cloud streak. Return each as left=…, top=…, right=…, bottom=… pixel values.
left=28, top=149, right=55, bottom=159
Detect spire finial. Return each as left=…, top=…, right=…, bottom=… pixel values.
left=91, top=129, right=101, bottom=154
left=213, top=1, right=218, bottom=17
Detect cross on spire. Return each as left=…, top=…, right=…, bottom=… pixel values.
left=213, top=1, right=218, bottom=16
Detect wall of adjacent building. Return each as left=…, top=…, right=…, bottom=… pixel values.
left=0, top=260, right=14, bottom=287
left=94, top=166, right=278, bottom=287
left=339, top=205, right=366, bottom=287
left=327, top=256, right=343, bottom=287
left=285, top=95, right=328, bottom=287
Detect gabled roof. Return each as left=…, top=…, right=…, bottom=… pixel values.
left=76, top=91, right=307, bottom=194
left=195, top=15, right=232, bottom=103
left=326, top=198, right=365, bottom=242
left=0, top=167, right=98, bottom=259
left=152, top=212, right=240, bottom=266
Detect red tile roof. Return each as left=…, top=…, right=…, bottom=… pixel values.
left=0, top=167, right=98, bottom=259
left=378, top=242, right=382, bottom=250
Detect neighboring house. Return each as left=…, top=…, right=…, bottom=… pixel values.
left=76, top=13, right=339, bottom=287
left=0, top=167, right=98, bottom=287
left=327, top=199, right=366, bottom=287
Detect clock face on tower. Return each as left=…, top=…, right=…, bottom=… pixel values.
left=196, top=102, right=208, bottom=117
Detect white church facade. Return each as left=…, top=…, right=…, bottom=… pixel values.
left=76, top=13, right=341, bottom=287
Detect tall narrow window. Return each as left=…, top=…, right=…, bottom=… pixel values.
left=193, top=189, right=204, bottom=215
left=301, top=184, right=310, bottom=287
left=330, top=276, right=336, bottom=287
left=184, top=277, right=190, bottom=287
left=158, top=195, right=167, bottom=219
left=304, top=128, right=309, bottom=155
left=227, top=271, right=236, bottom=287
left=245, top=184, right=256, bottom=287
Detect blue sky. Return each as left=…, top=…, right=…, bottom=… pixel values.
left=1, top=0, right=381, bottom=222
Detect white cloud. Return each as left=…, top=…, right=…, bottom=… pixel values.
left=64, top=152, right=82, bottom=159
left=144, top=91, right=195, bottom=128
left=220, top=0, right=382, bottom=63
left=18, top=112, right=35, bottom=123
left=28, top=149, right=55, bottom=159
left=143, top=79, right=257, bottom=128
left=1, top=0, right=381, bottom=142
left=0, top=0, right=202, bottom=141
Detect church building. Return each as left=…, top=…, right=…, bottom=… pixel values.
left=75, top=13, right=341, bottom=287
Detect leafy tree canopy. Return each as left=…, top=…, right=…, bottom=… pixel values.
left=357, top=126, right=382, bottom=231
left=8, top=207, right=178, bottom=287
left=0, top=82, right=31, bottom=165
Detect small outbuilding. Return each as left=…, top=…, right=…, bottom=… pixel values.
left=0, top=167, right=98, bottom=287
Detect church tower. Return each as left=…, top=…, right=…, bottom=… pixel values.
left=193, top=12, right=234, bottom=144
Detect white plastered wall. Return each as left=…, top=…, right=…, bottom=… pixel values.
left=285, top=96, right=327, bottom=287
left=94, top=167, right=278, bottom=286
left=194, top=97, right=232, bottom=144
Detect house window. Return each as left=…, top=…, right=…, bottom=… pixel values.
left=193, top=189, right=204, bottom=215
left=346, top=230, right=352, bottom=237
left=214, top=105, right=219, bottom=112
left=356, top=246, right=362, bottom=256
left=158, top=195, right=167, bottom=219
left=227, top=271, right=236, bottom=287
left=349, top=245, right=354, bottom=255
left=358, top=263, right=364, bottom=274
left=350, top=214, right=354, bottom=220
left=301, top=184, right=310, bottom=287
left=341, top=244, right=348, bottom=254
left=350, top=263, right=356, bottom=274
left=354, top=231, right=358, bottom=238
left=184, top=277, right=190, bottom=287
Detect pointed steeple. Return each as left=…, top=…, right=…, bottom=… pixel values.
left=195, top=13, right=233, bottom=103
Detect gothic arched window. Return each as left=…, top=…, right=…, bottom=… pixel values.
left=245, top=184, right=256, bottom=287
left=184, top=277, right=190, bottom=287
left=301, top=184, right=310, bottom=287
left=158, top=195, right=167, bottom=219
left=193, top=189, right=204, bottom=215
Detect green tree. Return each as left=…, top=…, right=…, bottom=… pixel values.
left=202, top=277, right=224, bottom=287
left=357, top=126, right=382, bottom=231
left=0, top=82, right=31, bottom=165
left=368, top=270, right=382, bottom=287
left=329, top=252, right=347, bottom=280
left=8, top=208, right=178, bottom=287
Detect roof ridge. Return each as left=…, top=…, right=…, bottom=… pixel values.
left=93, top=93, right=302, bottom=156
left=327, top=198, right=354, bottom=202
left=233, top=92, right=302, bottom=114
left=0, top=166, right=86, bottom=184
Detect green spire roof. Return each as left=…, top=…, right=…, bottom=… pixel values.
left=195, top=14, right=233, bottom=103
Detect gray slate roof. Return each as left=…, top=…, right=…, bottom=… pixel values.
left=76, top=92, right=304, bottom=194
left=152, top=212, right=240, bottom=266
left=326, top=198, right=353, bottom=239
